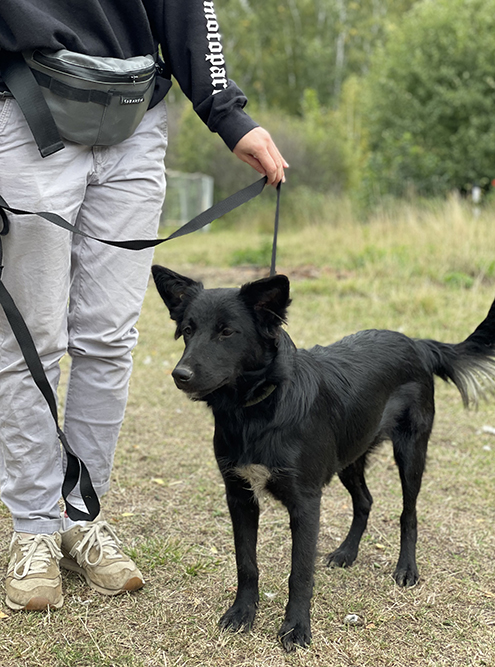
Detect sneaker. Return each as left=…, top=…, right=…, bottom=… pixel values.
left=60, top=518, right=144, bottom=596
left=5, top=532, right=63, bottom=611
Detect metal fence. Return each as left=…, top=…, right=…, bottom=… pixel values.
left=160, top=170, right=214, bottom=227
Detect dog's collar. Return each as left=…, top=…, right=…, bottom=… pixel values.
left=243, top=383, right=277, bottom=408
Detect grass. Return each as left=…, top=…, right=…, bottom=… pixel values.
left=1, top=193, right=495, bottom=666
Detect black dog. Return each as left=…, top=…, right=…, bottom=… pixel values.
left=152, top=266, right=495, bottom=651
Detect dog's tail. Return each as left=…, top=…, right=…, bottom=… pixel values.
left=415, top=298, right=495, bottom=407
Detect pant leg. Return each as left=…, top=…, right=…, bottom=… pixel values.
left=63, top=101, right=168, bottom=506
left=0, top=98, right=93, bottom=533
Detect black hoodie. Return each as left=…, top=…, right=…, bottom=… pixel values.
left=0, top=0, right=257, bottom=149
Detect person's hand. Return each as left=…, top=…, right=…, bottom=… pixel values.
left=233, top=127, right=288, bottom=186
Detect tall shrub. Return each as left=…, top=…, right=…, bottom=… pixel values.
left=362, top=0, right=495, bottom=198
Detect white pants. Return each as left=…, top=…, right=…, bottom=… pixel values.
left=0, top=97, right=168, bottom=533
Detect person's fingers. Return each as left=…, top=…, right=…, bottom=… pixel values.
left=233, top=128, right=288, bottom=186
left=237, top=152, right=267, bottom=175
left=253, top=147, right=279, bottom=185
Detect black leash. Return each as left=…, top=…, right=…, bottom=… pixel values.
left=0, top=280, right=100, bottom=521
left=0, top=176, right=269, bottom=250
left=0, top=176, right=281, bottom=520
left=270, top=182, right=281, bottom=277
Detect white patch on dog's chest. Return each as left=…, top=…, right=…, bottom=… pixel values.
left=235, top=464, right=271, bottom=501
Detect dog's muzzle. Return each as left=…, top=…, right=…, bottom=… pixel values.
left=172, top=365, right=194, bottom=387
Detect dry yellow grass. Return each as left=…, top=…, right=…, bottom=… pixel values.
left=1, top=195, right=494, bottom=666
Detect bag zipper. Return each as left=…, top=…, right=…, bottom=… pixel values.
left=32, top=52, right=157, bottom=85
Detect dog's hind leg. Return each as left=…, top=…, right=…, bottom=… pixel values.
left=219, top=475, right=260, bottom=634
left=326, top=455, right=373, bottom=569
left=392, top=422, right=430, bottom=587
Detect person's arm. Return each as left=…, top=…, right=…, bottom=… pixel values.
left=149, top=0, right=287, bottom=184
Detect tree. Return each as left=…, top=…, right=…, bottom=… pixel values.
left=216, top=0, right=418, bottom=114
left=362, top=0, right=495, bottom=197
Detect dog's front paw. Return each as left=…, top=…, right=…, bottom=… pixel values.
left=326, top=547, right=357, bottom=568
left=393, top=563, right=419, bottom=587
left=219, top=602, right=257, bottom=633
left=278, top=617, right=312, bottom=652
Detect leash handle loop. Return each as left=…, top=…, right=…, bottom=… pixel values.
left=0, top=275, right=100, bottom=520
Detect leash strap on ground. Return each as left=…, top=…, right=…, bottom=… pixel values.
left=0, top=175, right=281, bottom=520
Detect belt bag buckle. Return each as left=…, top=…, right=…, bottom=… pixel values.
left=23, top=49, right=157, bottom=147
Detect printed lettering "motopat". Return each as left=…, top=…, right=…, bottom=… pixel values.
left=203, top=1, right=228, bottom=95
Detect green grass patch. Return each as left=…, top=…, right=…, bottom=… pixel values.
left=229, top=238, right=273, bottom=267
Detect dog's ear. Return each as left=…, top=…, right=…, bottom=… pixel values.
left=151, top=265, right=202, bottom=333
left=240, top=274, right=291, bottom=335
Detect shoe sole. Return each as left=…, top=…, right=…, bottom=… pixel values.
left=5, top=594, right=64, bottom=611
left=60, top=556, right=144, bottom=596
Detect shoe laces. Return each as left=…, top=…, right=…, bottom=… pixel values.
left=70, top=521, right=123, bottom=567
left=11, top=534, right=62, bottom=580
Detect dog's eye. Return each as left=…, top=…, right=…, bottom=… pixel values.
left=220, top=327, right=234, bottom=339
left=182, top=325, right=192, bottom=337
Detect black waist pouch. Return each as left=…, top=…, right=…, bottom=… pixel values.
left=23, top=49, right=158, bottom=147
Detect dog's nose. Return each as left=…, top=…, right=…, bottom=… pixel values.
left=172, top=365, right=194, bottom=384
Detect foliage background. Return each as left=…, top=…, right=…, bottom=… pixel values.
left=363, top=0, right=495, bottom=198
left=166, top=0, right=495, bottom=208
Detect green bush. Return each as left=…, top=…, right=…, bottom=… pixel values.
left=361, top=0, right=495, bottom=199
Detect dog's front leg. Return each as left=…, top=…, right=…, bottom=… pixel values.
left=278, top=493, right=321, bottom=652
left=219, top=475, right=260, bottom=634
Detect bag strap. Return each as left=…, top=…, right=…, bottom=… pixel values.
left=32, top=69, right=114, bottom=107
left=1, top=51, right=65, bottom=157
